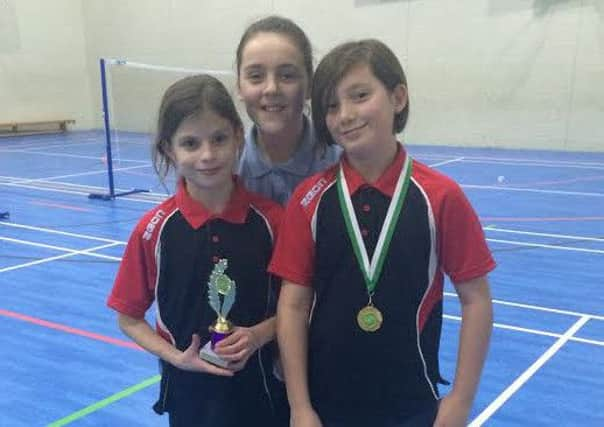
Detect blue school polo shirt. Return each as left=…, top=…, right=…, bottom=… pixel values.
left=238, top=116, right=341, bottom=205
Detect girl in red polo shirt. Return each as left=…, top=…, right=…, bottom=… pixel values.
left=108, top=74, right=286, bottom=426
left=270, top=40, right=495, bottom=427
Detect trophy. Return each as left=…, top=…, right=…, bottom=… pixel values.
left=199, top=258, right=236, bottom=368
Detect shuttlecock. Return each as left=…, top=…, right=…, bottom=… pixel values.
left=497, top=175, right=505, bottom=183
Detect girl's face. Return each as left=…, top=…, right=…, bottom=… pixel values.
left=325, top=64, right=406, bottom=157
left=168, top=110, right=242, bottom=201
left=238, top=32, right=309, bottom=137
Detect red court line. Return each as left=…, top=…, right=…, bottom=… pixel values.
left=30, top=200, right=93, bottom=212
left=0, top=308, right=143, bottom=351
left=481, top=216, right=604, bottom=222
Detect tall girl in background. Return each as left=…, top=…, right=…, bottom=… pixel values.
left=107, top=75, right=285, bottom=427
left=236, top=15, right=340, bottom=205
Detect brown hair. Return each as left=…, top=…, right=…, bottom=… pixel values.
left=236, top=15, right=313, bottom=82
left=152, top=74, right=243, bottom=182
left=311, top=39, right=409, bottom=147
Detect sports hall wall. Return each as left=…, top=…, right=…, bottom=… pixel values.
left=2, top=0, right=603, bottom=151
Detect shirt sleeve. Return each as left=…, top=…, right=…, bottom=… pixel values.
left=107, top=223, right=156, bottom=318
left=438, top=183, right=496, bottom=284
left=268, top=188, right=316, bottom=287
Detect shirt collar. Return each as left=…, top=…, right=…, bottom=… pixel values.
left=242, top=115, right=318, bottom=178
left=175, top=177, right=251, bottom=229
left=340, top=144, right=407, bottom=197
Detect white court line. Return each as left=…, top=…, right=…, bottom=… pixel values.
left=0, top=236, right=122, bottom=258
left=3, top=229, right=603, bottom=346
left=428, top=157, right=465, bottom=168
left=0, top=149, right=148, bottom=164
left=0, top=242, right=122, bottom=273
left=0, top=181, right=165, bottom=204
left=487, top=238, right=604, bottom=254
left=444, top=314, right=604, bottom=346
left=12, top=140, right=102, bottom=152
left=485, top=226, right=604, bottom=243
left=0, top=222, right=125, bottom=244
left=415, top=153, right=604, bottom=168
left=3, top=220, right=602, bottom=317
left=444, top=292, right=604, bottom=321
left=461, top=159, right=604, bottom=171
left=9, top=163, right=151, bottom=184
left=468, top=316, right=591, bottom=427
left=462, top=184, right=604, bottom=197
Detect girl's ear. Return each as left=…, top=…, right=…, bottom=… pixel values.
left=391, top=84, right=408, bottom=113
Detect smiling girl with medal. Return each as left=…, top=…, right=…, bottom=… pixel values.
left=107, top=75, right=286, bottom=427
left=270, top=40, right=495, bottom=427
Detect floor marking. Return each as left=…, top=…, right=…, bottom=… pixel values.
left=481, top=216, right=604, bottom=223
left=0, top=308, right=142, bottom=351
left=509, top=174, right=604, bottom=187
left=0, top=180, right=167, bottom=204
left=46, top=375, right=160, bottom=426
left=444, top=292, right=604, bottom=321
left=30, top=200, right=93, bottom=212
left=11, top=164, right=150, bottom=184
left=485, top=227, right=604, bottom=242
left=0, top=242, right=121, bottom=273
left=468, top=316, right=590, bottom=426
left=462, top=184, right=604, bottom=197
left=443, top=315, right=603, bottom=346
left=414, top=153, right=604, bottom=168
left=0, top=221, right=125, bottom=244
left=0, top=148, right=148, bottom=163
left=487, top=238, right=604, bottom=254
left=428, top=157, right=465, bottom=167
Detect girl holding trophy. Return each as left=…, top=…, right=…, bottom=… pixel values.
left=107, top=74, right=285, bottom=426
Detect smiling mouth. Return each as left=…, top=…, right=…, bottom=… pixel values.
left=262, top=105, right=286, bottom=112
left=341, top=124, right=367, bottom=136
left=198, top=167, right=221, bottom=175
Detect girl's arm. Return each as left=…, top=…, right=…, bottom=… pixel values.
left=117, top=313, right=233, bottom=376
left=213, top=316, right=276, bottom=371
left=434, top=275, right=493, bottom=427
left=277, top=281, right=322, bottom=427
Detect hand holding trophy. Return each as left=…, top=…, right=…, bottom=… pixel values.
left=199, top=258, right=236, bottom=368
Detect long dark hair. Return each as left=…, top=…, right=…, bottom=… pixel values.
left=152, top=74, right=243, bottom=182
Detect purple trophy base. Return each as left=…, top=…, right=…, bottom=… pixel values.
left=210, top=331, right=230, bottom=349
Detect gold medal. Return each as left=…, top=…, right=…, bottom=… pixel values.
left=357, top=305, right=383, bottom=332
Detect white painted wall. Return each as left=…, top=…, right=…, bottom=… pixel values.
left=3, top=0, right=603, bottom=151
left=0, top=0, right=93, bottom=128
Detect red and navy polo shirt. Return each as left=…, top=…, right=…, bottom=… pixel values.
left=269, top=146, right=495, bottom=420
left=109, top=177, right=282, bottom=347
left=108, top=178, right=283, bottom=412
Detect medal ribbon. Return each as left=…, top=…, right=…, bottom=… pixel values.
left=337, top=153, right=412, bottom=296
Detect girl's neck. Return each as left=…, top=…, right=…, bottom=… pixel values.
left=347, top=139, right=399, bottom=184
left=257, top=118, right=305, bottom=164
left=186, top=178, right=234, bottom=214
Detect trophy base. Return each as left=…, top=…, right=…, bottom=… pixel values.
left=199, top=342, right=230, bottom=368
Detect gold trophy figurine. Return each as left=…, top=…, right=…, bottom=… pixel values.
left=199, top=258, right=236, bottom=368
